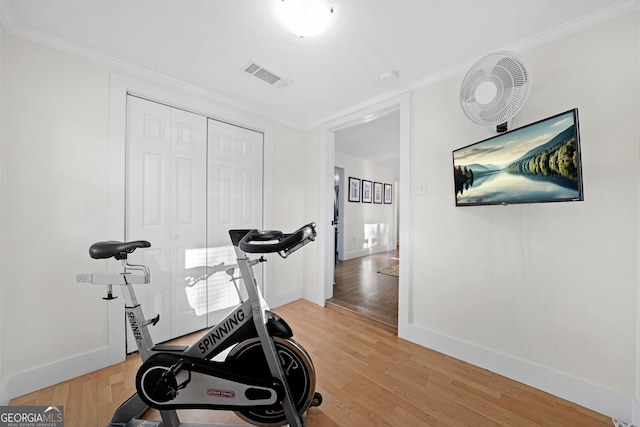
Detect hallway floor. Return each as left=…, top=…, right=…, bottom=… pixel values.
left=328, top=250, right=399, bottom=333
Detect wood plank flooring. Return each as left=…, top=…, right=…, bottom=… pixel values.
left=11, top=299, right=612, bottom=426
left=329, top=250, right=399, bottom=332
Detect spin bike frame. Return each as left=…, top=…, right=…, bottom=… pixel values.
left=78, top=223, right=317, bottom=427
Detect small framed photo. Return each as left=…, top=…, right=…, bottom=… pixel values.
left=373, top=182, right=383, bottom=204
left=384, top=183, right=393, bottom=204
left=361, top=180, right=372, bottom=203
left=348, top=177, right=361, bottom=202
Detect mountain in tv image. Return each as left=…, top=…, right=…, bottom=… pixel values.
left=454, top=117, right=581, bottom=205
left=505, top=125, right=579, bottom=180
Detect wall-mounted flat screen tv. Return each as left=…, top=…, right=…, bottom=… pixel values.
left=453, top=108, right=583, bottom=207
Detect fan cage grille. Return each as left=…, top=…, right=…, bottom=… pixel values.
left=460, top=51, right=531, bottom=126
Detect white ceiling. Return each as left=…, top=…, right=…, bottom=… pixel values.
left=0, top=0, right=632, bottom=130
left=0, top=0, right=634, bottom=173
left=335, top=110, right=400, bottom=173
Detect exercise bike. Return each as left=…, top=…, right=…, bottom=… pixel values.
left=77, top=223, right=322, bottom=427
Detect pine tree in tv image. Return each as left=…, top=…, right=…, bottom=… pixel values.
left=453, top=109, right=583, bottom=206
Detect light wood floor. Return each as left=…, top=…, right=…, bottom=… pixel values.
left=329, top=250, right=399, bottom=332
left=11, top=299, right=612, bottom=426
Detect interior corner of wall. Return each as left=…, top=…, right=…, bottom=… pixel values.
left=268, top=287, right=304, bottom=310
left=302, top=287, right=324, bottom=307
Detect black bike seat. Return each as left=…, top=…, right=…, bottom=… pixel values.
left=89, top=240, right=151, bottom=260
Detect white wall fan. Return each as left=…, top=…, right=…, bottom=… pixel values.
left=460, top=51, right=531, bottom=132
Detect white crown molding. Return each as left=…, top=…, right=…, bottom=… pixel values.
left=316, top=0, right=640, bottom=128
left=0, top=0, right=305, bottom=130
left=408, top=0, right=640, bottom=92
left=0, top=0, right=15, bottom=31
left=1, top=0, right=638, bottom=130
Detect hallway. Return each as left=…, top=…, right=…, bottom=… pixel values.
left=328, top=250, right=399, bottom=332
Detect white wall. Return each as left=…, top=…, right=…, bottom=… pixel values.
left=408, top=10, right=639, bottom=421
left=0, top=33, right=311, bottom=401
left=336, top=150, right=395, bottom=259
left=0, top=19, right=7, bottom=402
left=267, top=122, right=308, bottom=303
left=3, top=34, right=112, bottom=389
left=301, top=127, right=325, bottom=305
left=636, top=7, right=640, bottom=421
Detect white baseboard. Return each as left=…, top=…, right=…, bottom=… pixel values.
left=7, top=300, right=630, bottom=424
left=268, top=287, right=303, bottom=309
left=268, top=287, right=324, bottom=309
left=0, top=378, right=9, bottom=405
left=405, top=323, right=632, bottom=422
left=632, top=397, right=640, bottom=425
left=3, top=347, right=110, bottom=403
left=302, top=287, right=324, bottom=307
left=2, top=287, right=319, bottom=405
left=340, top=244, right=393, bottom=261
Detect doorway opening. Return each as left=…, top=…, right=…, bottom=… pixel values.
left=326, top=110, right=401, bottom=332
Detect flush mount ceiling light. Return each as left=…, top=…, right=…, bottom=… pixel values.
left=278, top=0, right=334, bottom=37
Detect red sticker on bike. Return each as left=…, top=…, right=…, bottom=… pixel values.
left=207, top=389, right=236, bottom=399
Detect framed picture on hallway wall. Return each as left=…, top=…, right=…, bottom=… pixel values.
left=362, top=180, right=372, bottom=203
left=373, top=182, right=383, bottom=204
left=348, top=177, right=361, bottom=202
left=384, top=183, right=392, bottom=204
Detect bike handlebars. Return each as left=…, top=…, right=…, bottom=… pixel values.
left=231, top=222, right=317, bottom=258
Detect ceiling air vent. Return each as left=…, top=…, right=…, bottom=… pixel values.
left=243, top=61, right=292, bottom=88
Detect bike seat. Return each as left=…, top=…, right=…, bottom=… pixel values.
left=89, top=240, right=151, bottom=260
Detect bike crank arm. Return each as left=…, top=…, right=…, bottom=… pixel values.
left=136, top=354, right=284, bottom=411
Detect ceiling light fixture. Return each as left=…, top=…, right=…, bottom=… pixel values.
left=278, top=0, right=334, bottom=38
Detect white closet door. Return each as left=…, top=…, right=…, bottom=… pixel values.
left=205, top=119, right=264, bottom=324
left=125, top=97, right=265, bottom=352
left=168, top=108, right=208, bottom=338
left=125, top=96, right=207, bottom=352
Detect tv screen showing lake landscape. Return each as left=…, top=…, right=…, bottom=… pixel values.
left=453, top=109, right=583, bottom=207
